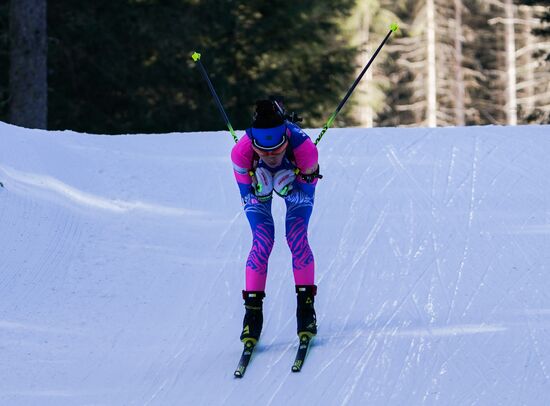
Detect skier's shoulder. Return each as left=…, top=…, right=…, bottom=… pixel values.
left=286, top=121, right=305, bottom=135
left=231, top=132, right=254, bottom=165
left=286, top=121, right=311, bottom=148
left=243, top=128, right=253, bottom=141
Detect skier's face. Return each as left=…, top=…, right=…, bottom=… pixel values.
left=261, top=151, right=286, bottom=168
left=253, top=140, right=288, bottom=168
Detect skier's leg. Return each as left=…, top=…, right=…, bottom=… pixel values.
left=244, top=195, right=275, bottom=291
left=285, top=189, right=318, bottom=336
left=284, top=190, right=315, bottom=286
left=240, top=195, right=274, bottom=342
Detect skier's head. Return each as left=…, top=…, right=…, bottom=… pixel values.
left=250, top=99, right=288, bottom=154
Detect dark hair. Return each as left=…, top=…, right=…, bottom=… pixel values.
left=252, top=100, right=284, bottom=129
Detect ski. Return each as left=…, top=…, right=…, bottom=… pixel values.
left=234, top=340, right=256, bottom=378
left=291, top=333, right=313, bottom=372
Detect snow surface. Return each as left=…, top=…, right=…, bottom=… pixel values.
left=0, top=121, right=549, bottom=405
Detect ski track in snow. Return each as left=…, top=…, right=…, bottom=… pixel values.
left=0, top=123, right=549, bottom=405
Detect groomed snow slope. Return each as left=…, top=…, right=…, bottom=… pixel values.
left=0, top=122, right=549, bottom=405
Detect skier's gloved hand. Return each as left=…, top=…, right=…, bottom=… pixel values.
left=253, top=167, right=273, bottom=202
left=273, top=169, right=296, bottom=197
left=299, top=165, right=322, bottom=184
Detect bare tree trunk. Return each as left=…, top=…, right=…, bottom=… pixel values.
left=348, top=1, right=376, bottom=128
left=358, top=7, right=373, bottom=127
left=9, top=0, right=47, bottom=129
left=504, top=0, right=517, bottom=125
left=426, top=0, right=437, bottom=127
left=454, top=0, right=465, bottom=126
left=521, top=5, right=535, bottom=116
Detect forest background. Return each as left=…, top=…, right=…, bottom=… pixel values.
left=0, top=0, right=549, bottom=134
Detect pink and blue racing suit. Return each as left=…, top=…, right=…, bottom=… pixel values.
left=231, top=122, right=319, bottom=291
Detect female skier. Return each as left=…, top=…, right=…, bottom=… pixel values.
left=231, top=99, right=321, bottom=344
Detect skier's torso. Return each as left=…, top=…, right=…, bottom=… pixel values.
left=231, top=122, right=318, bottom=198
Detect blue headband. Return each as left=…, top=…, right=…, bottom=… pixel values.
left=251, top=124, right=287, bottom=150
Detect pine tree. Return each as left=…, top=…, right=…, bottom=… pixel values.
left=0, top=3, right=8, bottom=120
left=376, top=0, right=420, bottom=127
left=345, top=0, right=398, bottom=127
left=377, top=0, right=445, bottom=127
left=45, top=0, right=357, bottom=134
left=197, top=0, right=358, bottom=130
left=515, top=0, right=550, bottom=123
left=8, top=0, right=47, bottom=129
left=481, top=0, right=549, bottom=124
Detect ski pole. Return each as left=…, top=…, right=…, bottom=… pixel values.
left=314, top=23, right=399, bottom=145
left=191, top=52, right=238, bottom=143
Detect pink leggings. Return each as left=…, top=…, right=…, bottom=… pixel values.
left=243, top=190, right=315, bottom=291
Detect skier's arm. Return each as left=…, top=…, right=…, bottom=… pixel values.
left=231, top=135, right=255, bottom=197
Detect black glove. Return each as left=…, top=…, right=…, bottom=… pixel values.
left=299, top=166, right=323, bottom=183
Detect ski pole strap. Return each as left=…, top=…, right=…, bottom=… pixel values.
left=191, top=52, right=238, bottom=144
left=314, top=24, right=398, bottom=146
left=298, top=165, right=323, bottom=183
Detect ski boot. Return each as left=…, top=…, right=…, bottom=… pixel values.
left=296, top=285, right=317, bottom=338
left=240, top=290, right=265, bottom=344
